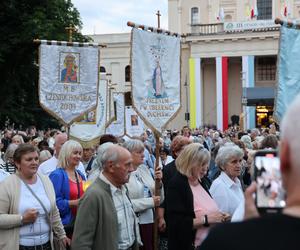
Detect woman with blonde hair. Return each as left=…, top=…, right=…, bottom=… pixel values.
left=49, top=140, right=86, bottom=238
left=167, top=143, right=228, bottom=250
left=11, top=134, right=24, bottom=145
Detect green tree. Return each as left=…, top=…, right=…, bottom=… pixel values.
left=0, top=0, right=90, bottom=129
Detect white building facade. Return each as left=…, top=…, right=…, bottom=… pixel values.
left=91, top=0, right=300, bottom=131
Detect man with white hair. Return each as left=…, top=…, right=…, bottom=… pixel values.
left=200, top=95, right=300, bottom=250
left=38, top=133, right=86, bottom=177
left=72, top=144, right=141, bottom=250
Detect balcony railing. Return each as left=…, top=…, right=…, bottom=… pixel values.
left=190, top=23, right=224, bottom=35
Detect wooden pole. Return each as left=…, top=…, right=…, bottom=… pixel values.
left=153, top=130, right=161, bottom=250
left=66, top=124, right=70, bottom=140
left=126, top=21, right=183, bottom=37
left=33, top=39, right=107, bottom=48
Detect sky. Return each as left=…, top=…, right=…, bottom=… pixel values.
left=71, top=0, right=168, bottom=35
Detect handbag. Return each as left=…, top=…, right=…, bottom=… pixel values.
left=19, top=176, right=66, bottom=250
left=63, top=170, right=81, bottom=235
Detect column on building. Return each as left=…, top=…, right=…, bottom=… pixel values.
left=215, top=57, right=229, bottom=131
left=242, top=56, right=256, bottom=130
left=189, top=57, right=203, bottom=128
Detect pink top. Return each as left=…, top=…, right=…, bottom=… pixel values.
left=190, top=182, right=220, bottom=247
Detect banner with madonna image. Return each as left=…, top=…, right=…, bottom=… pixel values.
left=69, top=78, right=107, bottom=147
left=106, top=92, right=125, bottom=137
left=131, top=28, right=181, bottom=133
left=39, top=41, right=99, bottom=125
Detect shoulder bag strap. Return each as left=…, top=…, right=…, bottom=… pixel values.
left=17, top=175, right=51, bottom=223
left=74, top=170, right=81, bottom=199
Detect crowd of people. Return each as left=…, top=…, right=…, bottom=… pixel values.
left=0, top=100, right=298, bottom=250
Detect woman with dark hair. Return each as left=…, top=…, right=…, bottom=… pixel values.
left=160, top=147, right=173, bottom=167
left=259, top=134, right=278, bottom=150
left=0, top=144, right=68, bottom=250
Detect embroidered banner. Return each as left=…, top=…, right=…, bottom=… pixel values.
left=274, top=25, right=300, bottom=122
left=39, top=42, right=99, bottom=125
left=125, top=106, right=145, bottom=138
left=131, top=28, right=181, bottom=132
left=106, top=92, right=125, bottom=137
left=69, top=79, right=107, bottom=146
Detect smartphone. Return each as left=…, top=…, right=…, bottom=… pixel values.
left=254, top=150, right=286, bottom=213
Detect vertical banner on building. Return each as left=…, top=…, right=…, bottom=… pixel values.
left=69, top=79, right=107, bottom=147
left=189, top=58, right=202, bottom=128
left=131, top=28, right=181, bottom=133
left=125, top=106, right=145, bottom=137
left=39, top=41, right=99, bottom=125
left=216, top=57, right=228, bottom=131
left=106, top=92, right=125, bottom=137
left=274, top=25, right=300, bottom=122
left=242, top=55, right=256, bottom=129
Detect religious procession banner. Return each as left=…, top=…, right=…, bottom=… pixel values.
left=125, top=106, right=145, bottom=138
left=69, top=78, right=107, bottom=147
left=106, top=92, right=125, bottom=137
left=131, top=28, right=181, bottom=132
left=274, top=24, right=300, bottom=122
left=39, top=41, right=99, bottom=125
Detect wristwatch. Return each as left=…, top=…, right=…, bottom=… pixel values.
left=203, top=214, right=209, bottom=227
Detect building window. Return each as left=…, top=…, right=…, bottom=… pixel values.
left=224, top=14, right=232, bottom=21
left=125, top=65, right=131, bottom=82
left=191, top=7, right=199, bottom=24
left=256, top=57, right=276, bottom=81
left=125, top=92, right=132, bottom=106
left=257, top=0, right=272, bottom=20
left=100, top=66, right=106, bottom=73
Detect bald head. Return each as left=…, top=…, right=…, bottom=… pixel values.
left=102, top=144, right=133, bottom=187
left=54, top=133, right=68, bottom=157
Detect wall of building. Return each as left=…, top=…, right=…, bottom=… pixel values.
left=169, top=0, right=300, bottom=34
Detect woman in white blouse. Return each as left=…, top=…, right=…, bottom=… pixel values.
left=0, top=144, right=68, bottom=250
left=209, top=143, right=245, bottom=219
left=123, top=139, right=164, bottom=250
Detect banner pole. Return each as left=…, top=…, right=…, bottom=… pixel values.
left=66, top=124, right=70, bottom=140
left=153, top=130, right=161, bottom=250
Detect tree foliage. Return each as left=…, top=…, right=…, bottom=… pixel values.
left=0, top=0, right=90, bottom=129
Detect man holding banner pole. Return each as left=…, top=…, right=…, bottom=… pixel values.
left=128, top=20, right=181, bottom=249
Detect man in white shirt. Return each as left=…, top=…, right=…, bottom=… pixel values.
left=38, top=133, right=86, bottom=177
